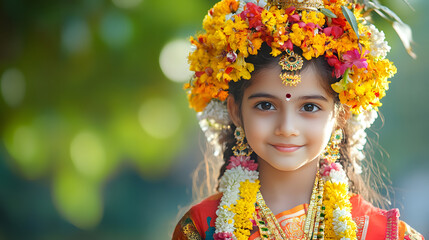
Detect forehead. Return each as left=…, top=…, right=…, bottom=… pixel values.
left=244, top=64, right=330, bottom=98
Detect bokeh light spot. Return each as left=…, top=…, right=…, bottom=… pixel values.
left=112, top=0, right=143, bottom=9
left=61, top=18, right=91, bottom=54
left=159, top=39, right=193, bottom=82
left=1, top=68, right=25, bottom=107
left=138, top=98, right=181, bottom=139
left=3, top=125, right=50, bottom=179
left=53, top=169, right=102, bottom=229
left=12, top=126, right=37, bottom=164
left=100, top=11, right=133, bottom=49
left=70, top=131, right=106, bottom=180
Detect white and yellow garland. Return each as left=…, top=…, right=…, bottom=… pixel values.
left=215, top=156, right=260, bottom=239
left=320, top=159, right=357, bottom=239
left=214, top=156, right=357, bottom=240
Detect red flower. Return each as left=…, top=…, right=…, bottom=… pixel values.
left=226, top=51, right=237, bottom=63
left=239, top=3, right=264, bottom=30
left=283, top=39, right=293, bottom=50
left=285, top=6, right=296, bottom=15
left=326, top=55, right=344, bottom=78
left=331, top=17, right=347, bottom=27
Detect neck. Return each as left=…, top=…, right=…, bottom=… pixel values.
left=258, top=158, right=319, bottom=215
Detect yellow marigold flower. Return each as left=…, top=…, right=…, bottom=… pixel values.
left=271, top=47, right=282, bottom=57
left=302, top=11, right=325, bottom=26
left=289, top=24, right=305, bottom=46
left=261, top=11, right=276, bottom=32
left=272, top=11, right=288, bottom=24
left=232, top=179, right=260, bottom=239
left=250, top=38, right=264, bottom=55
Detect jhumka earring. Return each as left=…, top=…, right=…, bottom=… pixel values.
left=279, top=49, right=304, bottom=86
left=321, top=128, right=343, bottom=163
left=232, top=126, right=253, bottom=156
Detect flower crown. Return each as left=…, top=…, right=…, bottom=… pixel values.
left=185, top=0, right=398, bottom=115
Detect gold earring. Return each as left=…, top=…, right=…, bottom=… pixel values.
left=321, top=128, right=343, bottom=164
left=232, top=126, right=253, bottom=156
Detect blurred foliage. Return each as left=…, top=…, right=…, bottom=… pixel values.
left=0, top=0, right=428, bottom=239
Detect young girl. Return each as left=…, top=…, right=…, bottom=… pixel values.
left=173, top=0, right=424, bottom=239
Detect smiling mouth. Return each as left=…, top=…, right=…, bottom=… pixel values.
left=271, top=144, right=303, bottom=153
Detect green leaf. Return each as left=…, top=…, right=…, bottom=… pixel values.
left=341, top=6, right=359, bottom=39
left=392, top=21, right=416, bottom=59
left=343, top=68, right=350, bottom=85
left=321, top=8, right=337, bottom=18
left=367, top=1, right=416, bottom=58
left=378, top=5, right=403, bottom=22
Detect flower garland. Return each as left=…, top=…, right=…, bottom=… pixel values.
left=215, top=155, right=357, bottom=239
left=320, top=160, right=357, bottom=239
left=185, top=0, right=396, bottom=114
left=215, top=156, right=259, bottom=240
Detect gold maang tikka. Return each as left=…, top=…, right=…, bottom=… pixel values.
left=279, top=49, right=304, bottom=86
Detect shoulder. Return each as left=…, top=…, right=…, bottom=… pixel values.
left=350, top=194, right=424, bottom=240
left=172, top=193, right=222, bottom=240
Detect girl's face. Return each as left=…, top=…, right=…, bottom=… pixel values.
left=229, top=64, right=337, bottom=172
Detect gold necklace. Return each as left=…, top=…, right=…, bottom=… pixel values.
left=254, top=174, right=325, bottom=240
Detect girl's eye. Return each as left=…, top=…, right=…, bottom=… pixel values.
left=301, top=103, right=320, bottom=112
left=256, top=102, right=275, bottom=111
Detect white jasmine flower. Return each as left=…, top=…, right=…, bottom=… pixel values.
left=367, top=24, right=391, bottom=58
left=353, top=161, right=363, bottom=174
left=329, top=169, right=348, bottom=184
left=333, top=208, right=352, bottom=233
left=215, top=215, right=235, bottom=233
left=198, top=100, right=231, bottom=126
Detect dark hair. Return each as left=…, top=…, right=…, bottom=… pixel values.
left=217, top=43, right=389, bottom=207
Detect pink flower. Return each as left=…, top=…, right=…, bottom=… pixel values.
left=342, top=49, right=369, bottom=69
left=298, top=22, right=317, bottom=31
left=227, top=156, right=258, bottom=171
left=285, top=6, right=300, bottom=23
left=320, top=162, right=342, bottom=176
left=250, top=218, right=257, bottom=227
left=214, top=232, right=233, bottom=240
left=323, top=26, right=343, bottom=39
left=326, top=49, right=369, bottom=78
left=288, top=13, right=300, bottom=23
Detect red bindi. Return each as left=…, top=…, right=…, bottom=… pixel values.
left=286, top=93, right=292, bottom=101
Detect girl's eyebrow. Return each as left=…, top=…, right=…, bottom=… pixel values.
left=297, top=95, right=329, bottom=102
left=248, top=93, right=278, bottom=100
left=248, top=93, right=328, bottom=102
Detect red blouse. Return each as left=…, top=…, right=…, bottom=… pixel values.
left=173, top=193, right=424, bottom=240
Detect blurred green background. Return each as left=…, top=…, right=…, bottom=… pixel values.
left=0, top=0, right=427, bottom=239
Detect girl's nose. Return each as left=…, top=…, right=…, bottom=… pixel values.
left=274, top=110, right=299, bottom=137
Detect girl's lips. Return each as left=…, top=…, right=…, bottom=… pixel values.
left=271, top=144, right=303, bottom=153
